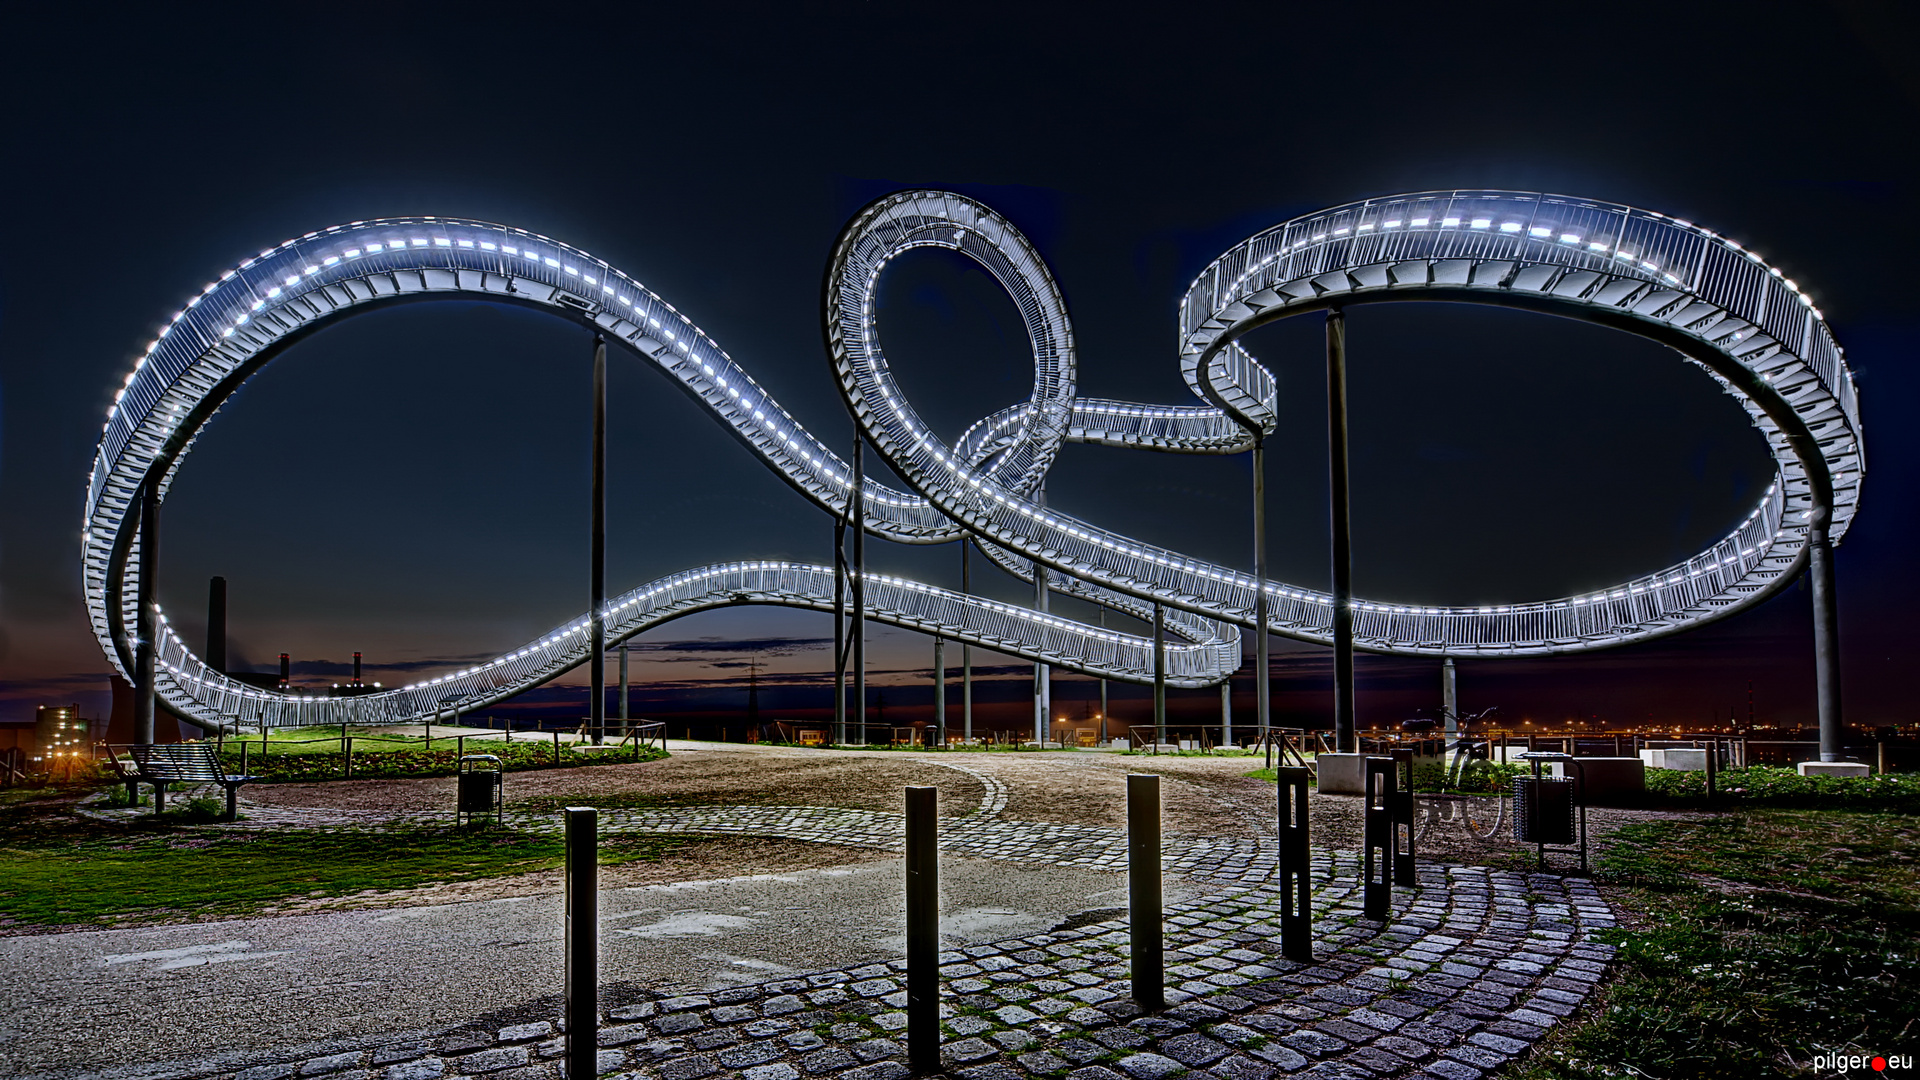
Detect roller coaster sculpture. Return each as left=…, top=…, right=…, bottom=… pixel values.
left=84, top=190, right=1862, bottom=730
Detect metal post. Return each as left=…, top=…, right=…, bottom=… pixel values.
left=590, top=334, right=607, bottom=745
left=932, top=636, right=946, bottom=746
left=1362, top=756, right=1392, bottom=920
left=1221, top=681, right=1233, bottom=749
left=1390, top=747, right=1416, bottom=886
left=1128, top=774, right=1164, bottom=1009
left=904, top=786, right=939, bottom=1072
left=1153, top=603, right=1167, bottom=749
left=853, top=436, right=866, bottom=746
left=1808, top=517, right=1844, bottom=762
left=1327, top=308, right=1356, bottom=753
left=961, top=540, right=973, bottom=743
left=619, top=644, right=630, bottom=736
left=1442, top=658, right=1457, bottom=740
left=834, top=507, right=848, bottom=746
left=1098, top=606, right=1109, bottom=746
left=1253, top=436, right=1271, bottom=739
left=565, top=806, right=598, bottom=1080
left=1277, top=765, right=1312, bottom=962
left=134, top=484, right=159, bottom=745
left=1033, top=490, right=1049, bottom=745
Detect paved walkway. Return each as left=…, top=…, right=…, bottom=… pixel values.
left=31, top=759, right=1616, bottom=1080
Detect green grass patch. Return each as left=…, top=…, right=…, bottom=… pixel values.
left=1506, top=809, right=1920, bottom=1079
left=0, top=810, right=699, bottom=930
left=208, top=741, right=665, bottom=782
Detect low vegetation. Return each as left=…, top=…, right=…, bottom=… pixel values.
left=1507, top=809, right=1920, bottom=1079
left=0, top=799, right=698, bottom=931
left=1643, top=764, right=1920, bottom=811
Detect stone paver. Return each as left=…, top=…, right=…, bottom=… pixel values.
left=58, top=756, right=1616, bottom=1080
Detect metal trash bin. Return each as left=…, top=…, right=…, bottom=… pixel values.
left=457, top=754, right=503, bottom=826
left=1512, top=776, right=1576, bottom=845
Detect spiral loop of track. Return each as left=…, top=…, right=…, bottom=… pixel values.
left=84, top=190, right=1859, bottom=728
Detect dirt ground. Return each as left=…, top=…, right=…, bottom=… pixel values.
left=244, top=744, right=987, bottom=817
left=241, top=742, right=1707, bottom=898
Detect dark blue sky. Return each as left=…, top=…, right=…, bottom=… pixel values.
left=1, top=2, right=1914, bottom=733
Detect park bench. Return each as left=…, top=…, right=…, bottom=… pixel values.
left=115, top=743, right=254, bottom=821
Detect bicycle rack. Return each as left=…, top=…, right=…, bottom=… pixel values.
left=1362, top=757, right=1396, bottom=920
left=1389, top=748, right=1417, bottom=886
left=1276, top=765, right=1313, bottom=961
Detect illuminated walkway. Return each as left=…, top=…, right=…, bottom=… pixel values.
left=85, top=190, right=1861, bottom=729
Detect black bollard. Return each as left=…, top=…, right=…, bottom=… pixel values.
left=1277, top=765, right=1313, bottom=962
left=1129, top=774, right=1164, bottom=1009
left=1362, top=757, right=1394, bottom=920
left=566, top=807, right=598, bottom=1080
left=905, top=786, right=939, bottom=1072
left=1390, top=747, right=1416, bottom=887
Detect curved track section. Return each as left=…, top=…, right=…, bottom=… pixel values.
left=829, top=190, right=1861, bottom=657
left=86, top=190, right=1861, bottom=729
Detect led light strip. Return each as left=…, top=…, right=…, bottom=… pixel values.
left=85, top=190, right=1861, bottom=729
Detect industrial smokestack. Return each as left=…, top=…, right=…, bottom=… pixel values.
left=207, top=576, right=227, bottom=675
left=279, top=653, right=291, bottom=688
left=353, top=652, right=362, bottom=685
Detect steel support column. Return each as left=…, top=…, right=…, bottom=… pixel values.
left=852, top=435, right=867, bottom=745
left=589, top=335, right=607, bottom=744
left=134, top=483, right=159, bottom=745
left=961, top=540, right=972, bottom=742
left=1153, top=602, right=1167, bottom=747
left=1253, top=436, right=1270, bottom=738
left=1327, top=308, right=1356, bottom=753
left=1442, top=658, right=1457, bottom=740
left=1809, top=516, right=1845, bottom=761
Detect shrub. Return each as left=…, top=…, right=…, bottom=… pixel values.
left=1645, top=764, right=1920, bottom=810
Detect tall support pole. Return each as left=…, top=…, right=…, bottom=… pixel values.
left=961, top=540, right=973, bottom=742
left=1808, top=513, right=1845, bottom=762
left=564, top=807, right=599, bottom=1080
left=932, top=635, right=946, bottom=745
left=1442, top=658, right=1458, bottom=740
left=1098, top=606, right=1109, bottom=746
left=834, top=504, right=848, bottom=745
left=1327, top=308, right=1356, bottom=754
left=1128, top=774, right=1164, bottom=1009
left=1253, top=436, right=1271, bottom=739
left=134, top=483, right=159, bottom=745
left=1153, top=602, right=1167, bottom=748
left=853, top=436, right=867, bottom=745
left=904, top=786, right=939, bottom=1072
left=589, top=334, right=607, bottom=745
left=1221, top=682, right=1232, bottom=748
left=1033, top=490, right=1050, bottom=744
left=619, top=644, right=630, bottom=736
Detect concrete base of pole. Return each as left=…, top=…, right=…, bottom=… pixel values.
left=1798, top=760, right=1869, bottom=778
left=1313, top=752, right=1368, bottom=795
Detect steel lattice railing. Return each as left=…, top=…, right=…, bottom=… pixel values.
left=85, top=189, right=1860, bottom=729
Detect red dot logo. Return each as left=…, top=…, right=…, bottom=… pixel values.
left=1874, top=1057, right=1888, bottom=1072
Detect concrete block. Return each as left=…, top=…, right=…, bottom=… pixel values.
left=1543, top=757, right=1645, bottom=805
left=1314, top=752, right=1368, bottom=795
left=1797, top=760, right=1869, bottom=778
left=1641, top=747, right=1706, bottom=771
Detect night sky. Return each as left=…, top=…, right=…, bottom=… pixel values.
left=1, top=2, right=1914, bottom=736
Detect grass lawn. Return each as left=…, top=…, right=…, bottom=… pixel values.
left=0, top=799, right=697, bottom=931
left=1509, top=808, right=1920, bottom=1079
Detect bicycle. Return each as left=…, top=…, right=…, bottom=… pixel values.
left=1413, top=713, right=1508, bottom=844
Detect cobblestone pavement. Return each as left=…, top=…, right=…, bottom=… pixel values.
left=59, top=763, right=1616, bottom=1080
